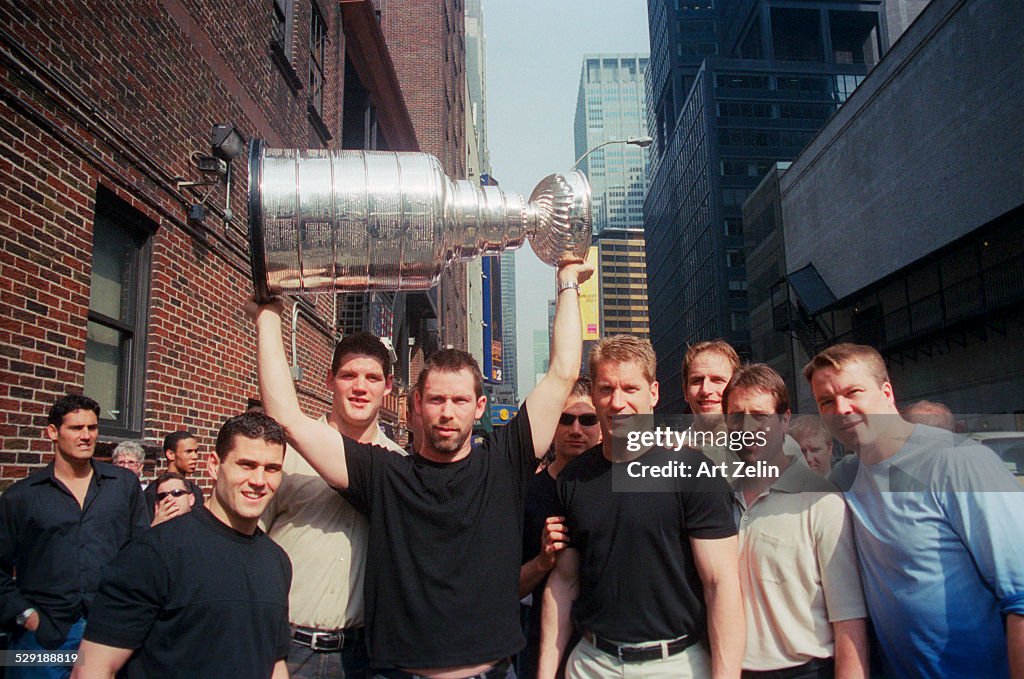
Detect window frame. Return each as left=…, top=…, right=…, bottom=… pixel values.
left=85, top=187, right=153, bottom=439
left=309, top=1, right=327, bottom=116
left=270, top=0, right=303, bottom=93
left=272, top=0, right=293, bottom=52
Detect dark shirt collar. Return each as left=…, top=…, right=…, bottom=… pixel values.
left=32, top=458, right=117, bottom=487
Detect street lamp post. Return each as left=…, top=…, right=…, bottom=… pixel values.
left=572, top=135, right=653, bottom=171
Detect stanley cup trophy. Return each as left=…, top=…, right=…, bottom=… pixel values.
left=247, top=139, right=592, bottom=302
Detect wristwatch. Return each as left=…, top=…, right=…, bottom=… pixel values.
left=16, top=607, right=35, bottom=626
left=557, top=280, right=580, bottom=295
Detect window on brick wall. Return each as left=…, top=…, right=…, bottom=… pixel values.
left=273, top=0, right=292, bottom=52
left=84, top=188, right=153, bottom=438
left=309, top=2, right=326, bottom=116
left=271, top=0, right=302, bottom=92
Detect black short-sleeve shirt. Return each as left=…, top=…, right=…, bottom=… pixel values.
left=557, top=445, right=736, bottom=643
left=522, top=469, right=560, bottom=570
left=84, top=506, right=292, bottom=679
left=522, top=468, right=560, bottom=634
left=341, top=404, right=535, bottom=669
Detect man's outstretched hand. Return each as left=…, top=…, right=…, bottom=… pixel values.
left=244, top=295, right=285, bottom=324
left=557, top=258, right=594, bottom=287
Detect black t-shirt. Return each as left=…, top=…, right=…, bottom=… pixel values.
left=84, top=506, right=292, bottom=679
left=341, top=404, right=535, bottom=669
left=557, top=445, right=736, bottom=643
left=522, top=469, right=560, bottom=570
left=143, top=477, right=205, bottom=521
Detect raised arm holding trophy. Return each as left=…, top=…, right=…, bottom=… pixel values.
left=245, top=138, right=594, bottom=678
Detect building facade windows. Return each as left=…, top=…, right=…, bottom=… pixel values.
left=272, top=0, right=293, bottom=54
left=84, top=188, right=153, bottom=437
left=309, top=2, right=327, bottom=115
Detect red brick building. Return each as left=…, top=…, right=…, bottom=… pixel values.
left=382, top=0, right=470, bottom=352
left=0, top=0, right=428, bottom=486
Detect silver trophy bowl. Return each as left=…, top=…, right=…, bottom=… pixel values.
left=247, top=140, right=591, bottom=302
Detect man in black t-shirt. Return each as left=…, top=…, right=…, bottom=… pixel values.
left=72, top=411, right=292, bottom=679
left=248, top=260, right=593, bottom=677
left=538, top=335, right=744, bottom=679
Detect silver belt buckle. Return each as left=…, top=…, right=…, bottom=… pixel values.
left=309, top=630, right=341, bottom=651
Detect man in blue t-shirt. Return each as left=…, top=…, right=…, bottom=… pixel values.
left=804, top=342, right=1024, bottom=679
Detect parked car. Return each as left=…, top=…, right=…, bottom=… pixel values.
left=968, top=432, right=1024, bottom=484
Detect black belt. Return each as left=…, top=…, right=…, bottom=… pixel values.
left=375, top=659, right=510, bottom=679
left=741, top=657, right=834, bottom=679
left=291, top=625, right=364, bottom=652
left=583, top=630, right=697, bottom=663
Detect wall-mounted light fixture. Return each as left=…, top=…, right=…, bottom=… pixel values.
left=177, top=122, right=246, bottom=228
left=211, top=123, right=245, bottom=161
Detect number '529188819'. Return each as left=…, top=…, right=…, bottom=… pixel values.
left=8, top=651, right=77, bottom=666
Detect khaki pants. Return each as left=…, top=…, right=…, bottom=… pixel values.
left=566, top=634, right=711, bottom=679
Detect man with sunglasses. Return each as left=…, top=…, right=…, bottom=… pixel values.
left=518, top=378, right=601, bottom=679
left=150, top=472, right=196, bottom=527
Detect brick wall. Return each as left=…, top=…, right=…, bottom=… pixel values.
left=381, top=0, right=469, bottom=350
left=0, top=0, right=349, bottom=488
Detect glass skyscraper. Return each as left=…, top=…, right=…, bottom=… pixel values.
left=574, top=54, right=650, bottom=237
left=644, top=0, right=887, bottom=411
left=574, top=54, right=652, bottom=343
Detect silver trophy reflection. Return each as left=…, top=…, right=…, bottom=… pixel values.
left=247, top=140, right=591, bottom=302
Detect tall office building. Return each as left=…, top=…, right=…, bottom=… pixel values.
left=466, top=0, right=518, bottom=404
left=644, top=0, right=891, bottom=411
left=597, top=232, right=650, bottom=339
left=773, top=0, right=1024, bottom=414
left=532, top=328, right=550, bottom=392
left=465, top=0, right=490, bottom=176
left=574, top=54, right=650, bottom=236
left=499, top=252, right=518, bottom=402
left=382, top=0, right=469, bottom=352
left=574, top=54, right=652, bottom=340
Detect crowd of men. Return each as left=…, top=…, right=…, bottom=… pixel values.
left=0, top=257, right=1021, bottom=679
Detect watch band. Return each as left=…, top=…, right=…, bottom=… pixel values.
left=557, top=280, right=580, bottom=295
left=16, top=607, right=35, bottom=626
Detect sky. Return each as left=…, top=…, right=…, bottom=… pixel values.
left=483, top=0, right=651, bottom=393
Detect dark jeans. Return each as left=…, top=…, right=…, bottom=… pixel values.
left=288, top=637, right=370, bottom=679
left=8, top=617, right=85, bottom=679
left=741, top=657, right=834, bottom=679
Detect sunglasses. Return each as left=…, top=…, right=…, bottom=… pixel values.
left=156, top=489, right=190, bottom=501
left=558, top=413, right=599, bottom=427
